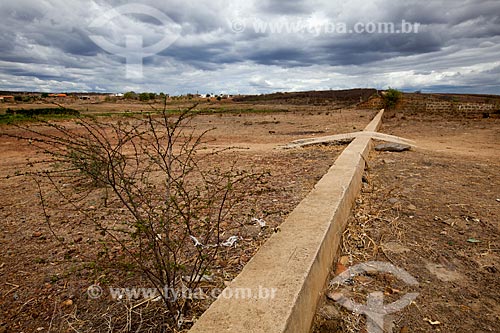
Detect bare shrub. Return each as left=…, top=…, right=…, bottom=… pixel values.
left=9, top=105, right=262, bottom=328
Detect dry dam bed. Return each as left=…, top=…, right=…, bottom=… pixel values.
left=0, top=107, right=498, bottom=332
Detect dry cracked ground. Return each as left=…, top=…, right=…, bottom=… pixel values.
left=313, top=111, right=499, bottom=333
left=0, top=108, right=373, bottom=332
left=0, top=106, right=498, bottom=332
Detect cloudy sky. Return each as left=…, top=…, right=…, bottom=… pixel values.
left=0, top=0, right=499, bottom=95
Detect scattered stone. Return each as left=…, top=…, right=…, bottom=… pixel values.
left=326, top=292, right=343, bottom=302
left=318, top=304, right=340, bottom=320
left=381, top=242, right=410, bottom=254
left=62, top=299, right=73, bottom=307
left=425, top=262, right=464, bottom=282
left=335, top=262, right=347, bottom=275
left=408, top=204, right=417, bottom=210
left=32, top=232, right=43, bottom=238
left=339, top=256, right=349, bottom=266
left=375, top=143, right=411, bottom=152
left=388, top=198, right=399, bottom=204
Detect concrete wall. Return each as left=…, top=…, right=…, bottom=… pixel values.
left=359, top=94, right=499, bottom=116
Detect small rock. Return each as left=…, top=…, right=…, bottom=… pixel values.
left=388, top=198, right=399, bottom=204
left=408, top=204, right=417, bottom=210
left=318, top=304, right=340, bottom=320
left=62, top=299, right=73, bottom=307
left=326, top=292, right=343, bottom=302
left=375, top=143, right=411, bottom=152
left=382, top=242, right=411, bottom=254
left=339, top=256, right=349, bottom=266
left=32, top=232, right=43, bottom=238
left=335, top=262, right=347, bottom=275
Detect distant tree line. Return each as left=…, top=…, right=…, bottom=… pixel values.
left=123, top=91, right=168, bottom=101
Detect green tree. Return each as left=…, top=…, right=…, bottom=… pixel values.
left=383, top=88, right=402, bottom=109
left=139, top=92, right=150, bottom=101
left=124, top=91, right=137, bottom=99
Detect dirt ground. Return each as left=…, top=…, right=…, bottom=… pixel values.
left=313, top=111, right=500, bottom=332
left=1, top=100, right=499, bottom=332
left=0, top=107, right=374, bottom=332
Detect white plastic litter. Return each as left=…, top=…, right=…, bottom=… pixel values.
left=190, top=235, right=203, bottom=247
left=251, top=218, right=267, bottom=228
left=182, top=274, right=214, bottom=283
left=221, top=235, right=240, bottom=247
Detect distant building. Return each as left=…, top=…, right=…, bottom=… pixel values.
left=49, top=93, right=67, bottom=97
left=0, top=95, right=14, bottom=102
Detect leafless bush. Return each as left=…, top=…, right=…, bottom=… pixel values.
left=9, top=105, right=262, bottom=328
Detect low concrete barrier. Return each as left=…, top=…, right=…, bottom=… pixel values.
left=189, top=110, right=384, bottom=333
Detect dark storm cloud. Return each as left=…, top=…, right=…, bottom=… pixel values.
left=0, top=0, right=498, bottom=93
left=257, top=0, right=315, bottom=15
left=310, top=31, right=444, bottom=66
left=229, top=0, right=499, bottom=69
